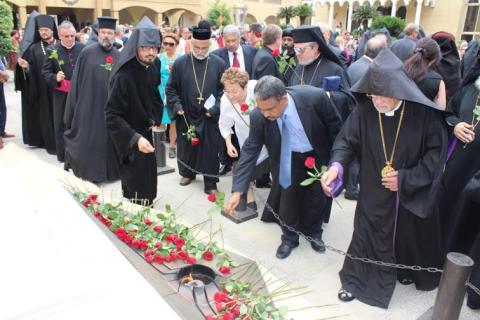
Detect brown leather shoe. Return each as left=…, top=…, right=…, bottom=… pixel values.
left=2, top=133, right=14, bottom=138
left=204, top=189, right=219, bottom=195
left=179, top=177, right=194, bottom=186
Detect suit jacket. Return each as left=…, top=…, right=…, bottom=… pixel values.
left=211, top=45, right=257, bottom=78
left=347, top=56, right=372, bottom=86
left=232, top=85, right=342, bottom=193
left=329, top=44, right=348, bottom=68
left=252, top=46, right=284, bottom=82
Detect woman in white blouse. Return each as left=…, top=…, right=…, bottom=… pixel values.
left=219, top=68, right=269, bottom=210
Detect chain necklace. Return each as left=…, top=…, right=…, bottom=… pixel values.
left=191, top=54, right=209, bottom=104
left=378, top=101, right=405, bottom=178
left=300, top=56, right=323, bottom=85
left=40, top=39, right=56, bottom=56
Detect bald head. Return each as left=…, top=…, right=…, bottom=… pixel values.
left=365, top=35, right=387, bottom=59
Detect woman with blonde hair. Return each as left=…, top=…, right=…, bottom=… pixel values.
left=219, top=68, right=268, bottom=210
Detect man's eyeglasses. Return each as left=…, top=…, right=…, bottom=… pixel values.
left=163, top=42, right=175, bottom=47
left=293, top=45, right=313, bottom=54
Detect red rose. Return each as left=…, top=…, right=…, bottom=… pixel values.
left=240, top=102, right=249, bottom=112
left=214, top=291, right=229, bottom=303
left=165, top=233, right=176, bottom=243
left=186, top=256, right=196, bottom=264
left=154, top=242, right=162, bottom=248
left=203, top=250, right=214, bottom=261
left=222, top=312, right=235, bottom=320
left=304, top=156, right=316, bottom=169
left=166, top=251, right=177, bottom=261
left=82, top=200, right=90, bottom=207
left=177, top=250, right=189, bottom=260
left=154, top=225, right=163, bottom=233
left=105, top=56, right=113, bottom=64
left=144, top=218, right=152, bottom=226
left=153, top=254, right=165, bottom=264
left=174, top=237, right=185, bottom=249
left=93, top=211, right=101, bottom=217
left=219, top=266, right=231, bottom=275
left=271, top=48, right=280, bottom=57
left=215, top=302, right=226, bottom=312
left=145, top=254, right=154, bottom=263
left=207, top=193, right=217, bottom=203
left=191, top=137, right=200, bottom=146
left=232, top=305, right=241, bottom=316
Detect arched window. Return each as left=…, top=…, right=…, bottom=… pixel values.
left=462, top=0, right=480, bottom=41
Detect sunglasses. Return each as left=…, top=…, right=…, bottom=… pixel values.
left=163, top=42, right=176, bottom=47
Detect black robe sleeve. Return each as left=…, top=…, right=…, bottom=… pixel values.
left=64, top=50, right=84, bottom=130
left=312, top=89, right=343, bottom=145
left=445, top=86, right=464, bottom=127
left=232, top=108, right=266, bottom=194
left=165, top=58, right=183, bottom=117
left=105, top=74, right=140, bottom=163
left=329, top=105, right=361, bottom=169
left=41, top=49, right=60, bottom=88
left=398, top=110, right=448, bottom=218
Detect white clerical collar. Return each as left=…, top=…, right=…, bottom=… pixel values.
left=385, top=101, right=403, bottom=117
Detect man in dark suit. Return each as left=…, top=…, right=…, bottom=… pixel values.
left=251, top=24, right=284, bottom=82
left=211, top=25, right=257, bottom=78
left=347, top=35, right=387, bottom=86
left=318, top=23, right=348, bottom=68
left=225, top=76, right=342, bottom=259
left=390, top=23, right=419, bottom=62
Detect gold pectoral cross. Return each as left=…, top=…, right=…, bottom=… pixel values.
left=197, top=95, right=204, bottom=104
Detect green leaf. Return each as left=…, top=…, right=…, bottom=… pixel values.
left=240, top=304, right=248, bottom=315
left=321, top=165, right=328, bottom=173
left=224, top=282, right=234, bottom=293
left=165, top=204, right=172, bottom=213
left=124, top=223, right=138, bottom=232
left=300, top=178, right=316, bottom=186
left=307, top=171, right=317, bottom=178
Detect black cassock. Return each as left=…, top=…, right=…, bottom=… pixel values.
left=42, top=41, right=85, bottom=161
left=166, top=53, right=226, bottom=191
left=439, top=83, right=480, bottom=309
left=14, top=40, right=56, bottom=152
left=64, top=43, right=120, bottom=183
left=288, top=55, right=355, bottom=121
left=331, top=98, right=447, bottom=308
left=106, top=58, right=163, bottom=204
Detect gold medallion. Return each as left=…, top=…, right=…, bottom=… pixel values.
left=381, top=163, right=395, bottom=178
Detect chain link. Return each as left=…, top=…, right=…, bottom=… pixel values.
left=466, top=281, right=480, bottom=297
left=176, top=158, right=227, bottom=179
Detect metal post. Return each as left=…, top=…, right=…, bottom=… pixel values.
left=152, top=127, right=175, bottom=176
left=418, top=252, right=474, bottom=320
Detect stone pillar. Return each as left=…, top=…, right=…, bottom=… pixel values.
left=19, top=6, right=27, bottom=28
left=414, top=0, right=422, bottom=25
left=347, top=1, right=353, bottom=32
left=328, top=2, right=334, bottom=29
left=94, top=0, right=103, bottom=20
left=39, top=0, right=47, bottom=14
left=154, top=12, right=162, bottom=26
left=391, top=0, right=397, bottom=17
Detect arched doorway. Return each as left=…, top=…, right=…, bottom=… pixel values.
left=163, top=8, right=198, bottom=28
left=264, top=15, right=279, bottom=25
left=119, top=6, right=156, bottom=25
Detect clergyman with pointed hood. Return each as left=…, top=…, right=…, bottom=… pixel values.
left=322, top=49, right=448, bottom=308
left=105, top=16, right=164, bottom=205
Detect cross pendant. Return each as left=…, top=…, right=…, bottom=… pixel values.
left=197, top=95, right=204, bottom=104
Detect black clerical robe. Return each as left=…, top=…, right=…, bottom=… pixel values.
left=331, top=98, right=447, bottom=308
left=14, top=40, right=56, bottom=152
left=289, top=55, right=355, bottom=121
left=105, top=58, right=163, bottom=204
left=166, top=53, right=226, bottom=191
left=64, top=43, right=120, bottom=183
left=42, top=41, right=85, bottom=161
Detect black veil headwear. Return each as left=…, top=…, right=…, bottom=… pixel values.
left=19, top=11, right=39, bottom=57
left=109, top=16, right=162, bottom=81
left=431, top=31, right=461, bottom=100
left=291, top=25, right=341, bottom=65
left=351, top=48, right=439, bottom=110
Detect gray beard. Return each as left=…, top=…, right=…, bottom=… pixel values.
left=299, top=58, right=315, bottom=66
left=192, top=52, right=209, bottom=60
left=99, top=39, right=113, bottom=50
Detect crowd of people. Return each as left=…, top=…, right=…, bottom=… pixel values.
left=0, top=13, right=479, bottom=311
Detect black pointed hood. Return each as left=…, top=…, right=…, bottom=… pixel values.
left=19, top=11, right=39, bottom=57
left=351, top=48, right=439, bottom=110
left=291, top=25, right=341, bottom=65
left=33, top=14, right=58, bottom=43
left=109, top=16, right=162, bottom=81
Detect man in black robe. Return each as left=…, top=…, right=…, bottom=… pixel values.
left=322, top=49, right=447, bottom=308
left=42, top=21, right=85, bottom=162
left=289, top=26, right=355, bottom=122
left=251, top=24, right=284, bottom=82
left=64, top=17, right=120, bottom=183
left=166, top=19, right=226, bottom=194
left=105, top=16, right=163, bottom=205
left=16, top=14, right=57, bottom=153
left=225, top=76, right=342, bottom=259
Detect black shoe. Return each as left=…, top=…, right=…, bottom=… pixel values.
left=247, top=201, right=257, bottom=211
left=311, top=239, right=326, bottom=253
left=399, top=279, right=413, bottom=285
left=219, top=163, right=232, bottom=175
left=275, top=244, right=295, bottom=259
left=344, top=190, right=359, bottom=200
left=338, top=288, right=355, bottom=302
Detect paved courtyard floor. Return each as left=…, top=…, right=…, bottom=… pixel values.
left=1, top=72, right=478, bottom=319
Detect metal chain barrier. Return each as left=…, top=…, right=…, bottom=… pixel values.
left=466, top=281, right=480, bottom=297
left=176, top=158, right=227, bottom=179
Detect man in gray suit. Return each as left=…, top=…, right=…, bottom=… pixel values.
left=347, top=35, right=387, bottom=86
left=390, top=23, right=419, bottom=62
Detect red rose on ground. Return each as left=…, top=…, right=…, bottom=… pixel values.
left=105, top=56, right=113, bottom=64
left=145, top=255, right=154, bottom=263
left=240, top=102, right=249, bottom=112
left=93, top=211, right=101, bottom=217
left=186, top=256, right=197, bottom=264
left=219, top=266, right=231, bottom=275
left=153, top=254, right=165, bottom=264
left=203, top=250, right=214, bottom=261
left=271, top=48, right=280, bottom=57
left=144, top=218, right=152, bottom=226
left=165, top=233, right=177, bottom=243
left=215, top=302, right=226, bottom=312
left=232, top=305, right=241, bottom=316
left=214, top=291, right=229, bottom=303
left=304, top=156, right=316, bottom=169
left=207, top=193, right=217, bottom=203
left=222, top=312, right=235, bottom=320
left=174, top=237, right=185, bottom=249
left=154, top=225, right=163, bottom=233
left=178, top=250, right=189, bottom=260
left=166, top=251, right=177, bottom=261
left=154, top=242, right=162, bottom=248
left=191, top=137, right=200, bottom=146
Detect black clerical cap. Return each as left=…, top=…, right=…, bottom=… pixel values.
left=291, top=25, right=341, bottom=65
left=352, top=48, right=439, bottom=109
left=282, top=28, right=293, bottom=38
left=192, top=20, right=211, bottom=40
left=36, top=14, right=55, bottom=30
left=98, top=17, right=117, bottom=30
